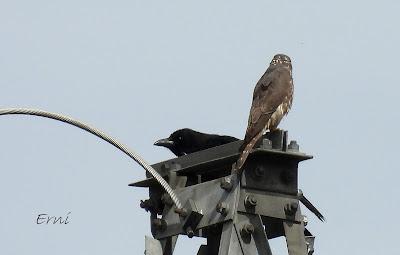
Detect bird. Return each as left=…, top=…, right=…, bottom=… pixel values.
left=154, top=128, right=239, bottom=157
left=233, top=54, right=294, bottom=171
left=154, top=128, right=325, bottom=222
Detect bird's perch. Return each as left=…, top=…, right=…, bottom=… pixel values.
left=133, top=130, right=319, bottom=255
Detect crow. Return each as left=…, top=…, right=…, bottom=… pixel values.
left=154, top=128, right=239, bottom=156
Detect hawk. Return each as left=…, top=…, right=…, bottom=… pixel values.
left=234, top=54, right=294, bottom=171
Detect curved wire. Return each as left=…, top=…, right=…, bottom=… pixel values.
left=0, top=108, right=183, bottom=209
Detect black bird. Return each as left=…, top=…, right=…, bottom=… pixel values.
left=154, top=128, right=239, bottom=156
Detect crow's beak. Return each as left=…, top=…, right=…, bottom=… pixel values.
left=154, top=138, right=174, bottom=148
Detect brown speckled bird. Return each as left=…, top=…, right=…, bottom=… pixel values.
left=234, top=54, right=294, bottom=171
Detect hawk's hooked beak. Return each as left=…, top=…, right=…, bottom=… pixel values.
left=154, top=138, right=174, bottom=148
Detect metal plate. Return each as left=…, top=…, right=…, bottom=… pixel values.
left=154, top=175, right=239, bottom=239
left=130, top=131, right=312, bottom=188
left=283, top=221, right=308, bottom=255
left=145, top=236, right=163, bottom=255
left=236, top=213, right=272, bottom=255
left=218, top=221, right=244, bottom=255
left=237, top=188, right=302, bottom=223
left=241, top=157, right=299, bottom=195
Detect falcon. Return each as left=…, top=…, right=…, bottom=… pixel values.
left=234, top=54, right=294, bottom=171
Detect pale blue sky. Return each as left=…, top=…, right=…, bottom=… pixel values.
left=1, top=1, right=399, bottom=254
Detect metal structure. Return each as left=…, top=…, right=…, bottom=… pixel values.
left=131, top=130, right=318, bottom=255
left=0, top=108, right=319, bottom=254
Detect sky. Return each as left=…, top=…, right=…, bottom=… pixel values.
left=1, top=1, right=399, bottom=254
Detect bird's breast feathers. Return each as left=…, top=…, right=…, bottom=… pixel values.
left=249, top=67, right=293, bottom=131
left=267, top=93, right=293, bottom=130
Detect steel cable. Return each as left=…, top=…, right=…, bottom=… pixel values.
left=0, top=108, right=183, bottom=209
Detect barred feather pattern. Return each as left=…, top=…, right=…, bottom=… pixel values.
left=233, top=70, right=293, bottom=173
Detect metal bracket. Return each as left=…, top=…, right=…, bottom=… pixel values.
left=134, top=130, right=320, bottom=255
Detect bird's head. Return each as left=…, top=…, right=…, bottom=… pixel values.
left=154, top=128, right=194, bottom=156
left=270, top=54, right=292, bottom=69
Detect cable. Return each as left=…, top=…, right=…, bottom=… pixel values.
left=0, top=108, right=183, bottom=209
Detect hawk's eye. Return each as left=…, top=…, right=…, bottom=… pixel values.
left=178, top=136, right=182, bottom=141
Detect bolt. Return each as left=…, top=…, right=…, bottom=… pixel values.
left=297, top=189, right=304, bottom=197
left=241, top=223, right=254, bottom=237
left=220, top=176, right=233, bottom=191
left=254, top=166, right=265, bottom=177
left=245, top=195, right=257, bottom=207
left=216, top=202, right=229, bottom=216
left=186, top=226, right=195, bottom=238
left=160, top=163, right=171, bottom=174
left=260, top=138, right=272, bottom=149
left=161, top=193, right=173, bottom=205
left=284, top=202, right=298, bottom=216
left=288, top=140, right=299, bottom=152
left=170, top=162, right=181, bottom=171
left=152, top=218, right=167, bottom=231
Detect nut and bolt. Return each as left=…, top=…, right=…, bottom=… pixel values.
left=160, top=163, right=171, bottom=174
left=186, top=226, right=195, bottom=238
left=220, top=176, right=233, bottom=191
left=241, top=223, right=255, bottom=237
left=297, top=189, right=304, bottom=197
left=284, top=202, right=298, bottom=216
left=261, top=138, right=272, bottom=149
left=245, top=195, right=258, bottom=207
left=254, top=166, right=265, bottom=177
left=216, top=202, right=229, bottom=216
left=288, top=140, right=299, bottom=152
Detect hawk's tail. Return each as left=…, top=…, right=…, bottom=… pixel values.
left=233, top=132, right=264, bottom=173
